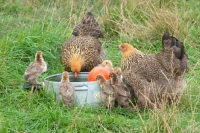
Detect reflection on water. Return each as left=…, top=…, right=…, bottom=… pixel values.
left=47, top=76, right=88, bottom=82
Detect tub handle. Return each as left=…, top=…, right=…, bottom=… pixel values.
left=73, top=83, right=88, bottom=91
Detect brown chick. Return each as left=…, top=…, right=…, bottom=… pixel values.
left=100, top=60, right=113, bottom=71
left=61, top=12, right=105, bottom=78
left=24, top=51, right=47, bottom=93
left=113, top=67, right=134, bottom=98
left=59, top=71, right=74, bottom=107
left=96, top=75, right=116, bottom=109
left=113, top=67, right=123, bottom=83
left=109, top=72, right=131, bottom=108
left=118, top=36, right=188, bottom=109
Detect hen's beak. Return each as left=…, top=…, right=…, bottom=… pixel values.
left=74, top=72, right=78, bottom=78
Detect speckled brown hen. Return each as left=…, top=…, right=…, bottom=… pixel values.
left=59, top=71, right=74, bottom=107
left=24, top=51, right=47, bottom=93
left=96, top=75, right=116, bottom=109
left=109, top=72, right=131, bottom=108
left=118, top=33, right=188, bottom=109
left=61, top=12, right=105, bottom=78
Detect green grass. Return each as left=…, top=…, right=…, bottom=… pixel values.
left=0, top=0, right=200, bottom=132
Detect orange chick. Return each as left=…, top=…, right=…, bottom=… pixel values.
left=24, top=51, right=47, bottom=93
left=59, top=71, right=75, bottom=107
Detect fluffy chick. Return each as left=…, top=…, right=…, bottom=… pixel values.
left=113, top=67, right=134, bottom=98
left=100, top=60, right=113, bottom=71
left=59, top=71, right=74, bottom=107
left=24, top=51, right=47, bottom=93
left=61, top=12, right=105, bottom=78
left=109, top=72, right=131, bottom=108
left=113, top=67, right=123, bottom=83
left=96, top=75, right=116, bottom=109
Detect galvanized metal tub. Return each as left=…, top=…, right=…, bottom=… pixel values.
left=44, top=72, right=101, bottom=107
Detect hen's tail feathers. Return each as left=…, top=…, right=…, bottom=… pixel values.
left=72, top=12, right=104, bottom=38
left=162, top=32, right=188, bottom=60
left=162, top=32, right=171, bottom=46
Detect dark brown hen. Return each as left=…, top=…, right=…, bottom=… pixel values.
left=72, top=12, right=104, bottom=38
left=118, top=33, right=188, bottom=109
left=24, top=51, right=47, bottom=93
left=61, top=12, right=105, bottom=77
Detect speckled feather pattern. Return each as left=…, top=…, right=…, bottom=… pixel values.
left=61, top=12, right=105, bottom=72
left=61, top=36, right=105, bottom=72
left=72, top=12, right=104, bottom=38
left=120, top=39, right=188, bottom=109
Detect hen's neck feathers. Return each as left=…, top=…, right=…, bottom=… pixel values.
left=69, top=56, right=83, bottom=73
left=121, top=47, right=144, bottom=70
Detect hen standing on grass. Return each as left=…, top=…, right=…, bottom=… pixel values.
left=59, top=71, right=74, bottom=107
left=118, top=32, right=188, bottom=109
left=96, top=75, right=116, bottom=109
left=24, top=51, right=47, bottom=93
left=61, top=12, right=105, bottom=78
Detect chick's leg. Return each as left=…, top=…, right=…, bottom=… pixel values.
left=31, top=80, right=38, bottom=93
left=31, top=84, right=35, bottom=93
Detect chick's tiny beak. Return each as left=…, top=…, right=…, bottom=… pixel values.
left=74, top=72, right=78, bottom=78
